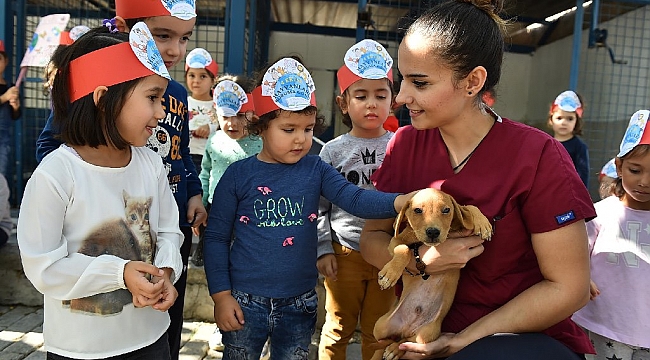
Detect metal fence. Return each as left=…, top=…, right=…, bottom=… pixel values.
left=578, top=1, right=650, bottom=197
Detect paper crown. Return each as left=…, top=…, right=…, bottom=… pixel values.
left=213, top=80, right=254, bottom=117
left=59, top=25, right=91, bottom=45
left=68, top=22, right=170, bottom=102
left=115, top=0, right=196, bottom=21
left=185, top=48, right=218, bottom=77
left=618, top=109, right=650, bottom=157
left=0, top=40, right=5, bottom=53
left=337, top=39, right=393, bottom=94
left=599, top=158, right=617, bottom=179
left=551, top=90, right=583, bottom=117
left=252, top=57, right=317, bottom=116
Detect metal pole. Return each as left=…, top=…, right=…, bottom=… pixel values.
left=356, top=0, right=368, bottom=42
left=224, top=0, right=246, bottom=74
left=569, top=0, right=585, bottom=90
left=247, top=0, right=257, bottom=77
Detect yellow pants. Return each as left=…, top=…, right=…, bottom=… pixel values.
left=318, top=242, right=396, bottom=360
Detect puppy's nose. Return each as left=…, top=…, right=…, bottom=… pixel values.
left=426, top=227, right=440, bottom=240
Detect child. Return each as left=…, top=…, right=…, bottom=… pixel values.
left=317, top=39, right=396, bottom=360
left=572, top=109, right=650, bottom=360
left=202, top=57, right=412, bottom=360
left=34, top=1, right=206, bottom=358
left=0, top=39, right=22, bottom=179
left=548, top=90, right=590, bottom=188
left=195, top=75, right=260, bottom=265
left=198, top=75, right=262, bottom=351
left=598, top=158, right=616, bottom=199
left=185, top=47, right=219, bottom=175
left=17, top=25, right=183, bottom=359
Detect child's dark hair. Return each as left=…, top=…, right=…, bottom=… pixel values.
left=247, top=55, right=326, bottom=136
left=612, top=145, right=650, bottom=198
left=216, top=73, right=254, bottom=93
left=547, top=92, right=585, bottom=136
left=51, top=26, right=146, bottom=150
left=406, top=0, right=505, bottom=107
left=338, top=78, right=393, bottom=129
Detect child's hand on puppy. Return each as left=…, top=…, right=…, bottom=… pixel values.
left=394, top=190, right=418, bottom=213
left=212, top=290, right=245, bottom=331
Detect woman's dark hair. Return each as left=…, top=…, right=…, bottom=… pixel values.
left=51, top=26, right=145, bottom=150
left=338, top=78, right=393, bottom=129
left=247, top=55, right=326, bottom=136
left=405, top=0, right=506, bottom=106
left=612, top=144, right=650, bottom=198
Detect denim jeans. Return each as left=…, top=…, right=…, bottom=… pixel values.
left=0, top=116, right=13, bottom=179
left=222, top=288, right=318, bottom=360
left=46, top=332, right=170, bottom=360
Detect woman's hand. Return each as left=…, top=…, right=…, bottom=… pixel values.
left=399, top=332, right=467, bottom=359
left=417, top=231, right=485, bottom=275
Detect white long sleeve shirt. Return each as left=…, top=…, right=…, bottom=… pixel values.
left=17, top=146, right=183, bottom=359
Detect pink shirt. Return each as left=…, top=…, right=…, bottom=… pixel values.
left=573, top=196, right=650, bottom=348
left=371, top=118, right=596, bottom=354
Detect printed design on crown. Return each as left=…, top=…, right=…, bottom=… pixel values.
left=186, top=48, right=213, bottom=69
left=129, top=22, right=170, bottom=80
left=619, top=110, right=650, bottom=157
left=69, top=25, right=90, bottom=41
left=214, top=80, right=249, bottom=117
left=162, top=0, right=196, bottom=20
left=553, top=90, right=581, bottom=112
left=261, top=58, right=315, bottom=111
left=343, top=39, right=393, bottom=79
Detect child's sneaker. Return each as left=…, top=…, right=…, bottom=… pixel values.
left=209, top=328, right=224, bottom=351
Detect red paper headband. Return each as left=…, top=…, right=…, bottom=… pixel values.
left=240, top=94, right=255, bottom=113
left=337, top=64, right=393, bottom=94
left=0, top=40, right=5, bottom=53
left=68, top=43, right=158, bottom=102
left=252, top=86, right=317, bottom=117
left=115, top=0, right=196, bottom=20
left=59, top=31, right=73, bottom=46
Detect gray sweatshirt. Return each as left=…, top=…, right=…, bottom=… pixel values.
left=317, top=131, right=394, bottom=257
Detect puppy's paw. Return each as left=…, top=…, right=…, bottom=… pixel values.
left=473, top=216, right=493, bottom=241
left=378, top=266, right=401, bottom=290
left=382, top=341, right=406, bottom=360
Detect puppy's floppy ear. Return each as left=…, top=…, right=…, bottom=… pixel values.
left=449, top=196, right=475, bottom=231
left=393, top=198, right=411, bottom=237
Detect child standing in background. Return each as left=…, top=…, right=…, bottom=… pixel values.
left=34, top=1, right=207, bottom=358
left=0, top=39, right=22, bottom=179
left=185, top=47, right=219, bottom=174
left=548, top=90, right=590, bottom=188
left=572, top=109, right=650, bottom=360
left=196, top=75, right=261, bottom=263
left=17, top=25, right=182, bottom=359
left=198, top=75, right=262, bottom=352
left=203, top=57, right=413, bottom=360
left=317, top=39, right=396, bottom=360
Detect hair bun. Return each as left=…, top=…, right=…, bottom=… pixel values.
left=460, top=0, right=504, bottom=15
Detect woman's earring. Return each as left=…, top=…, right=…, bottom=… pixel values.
left=468, top=91, right=473, bottom=95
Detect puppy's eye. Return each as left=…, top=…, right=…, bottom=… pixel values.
left=442, top=207, right=451, bottom=214
left=414, top=208, right=423, bottom=214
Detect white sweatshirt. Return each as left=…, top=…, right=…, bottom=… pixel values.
left=17, top=146, right=183, bottom=359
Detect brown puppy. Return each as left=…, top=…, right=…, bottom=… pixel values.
left=371, top=188, right=492, bottom=360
